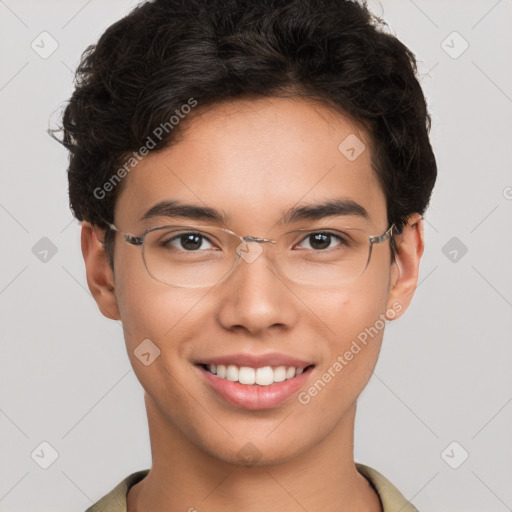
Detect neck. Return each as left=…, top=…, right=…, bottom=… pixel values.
left=127, top=396, right=382, bottom=512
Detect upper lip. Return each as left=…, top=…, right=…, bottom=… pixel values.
left=196, top=352, right=315, bottom=369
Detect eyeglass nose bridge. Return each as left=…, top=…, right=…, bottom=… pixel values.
left=242, top=235, right=277, bottom=244
left=232, top=235, right=278, bottom=268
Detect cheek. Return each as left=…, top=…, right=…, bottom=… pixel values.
left=113, top=248, right=209, bottom=378
left=115, top=277, right=214, bottom=432
left=116, top=279, right=206, bottom=354
left=302, top=268, right=392, bottom=399
left=313, top=267, right=391, bottom=349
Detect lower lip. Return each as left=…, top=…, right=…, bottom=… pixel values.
left=197, top=365, right=314, bottom=410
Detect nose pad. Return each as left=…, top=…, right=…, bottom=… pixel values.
left=215, top=236, right=278, bottom=287
left=236, top=240, right=265, bottom=264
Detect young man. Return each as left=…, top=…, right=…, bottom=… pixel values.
left=54, top=0, right=436, bottom=510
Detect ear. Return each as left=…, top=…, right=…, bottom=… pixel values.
left=385, top=213, right=424, bottom=320
left=81, top=221, right=121, bottom=321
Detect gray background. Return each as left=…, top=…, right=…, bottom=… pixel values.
left=1, top=1, right=511, bottom=511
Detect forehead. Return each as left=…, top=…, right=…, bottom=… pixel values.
left=115, top=96, right=386, bottom=231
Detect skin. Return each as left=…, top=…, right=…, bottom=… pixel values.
left=81, top=96, right=424, bottom=512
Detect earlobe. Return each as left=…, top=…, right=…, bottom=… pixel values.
left=81, top=221, right=121, bottom=321
left=385, top=213, right=424, bottom=320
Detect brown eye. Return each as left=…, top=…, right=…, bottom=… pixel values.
left=297, top=231, right=346, bottom=251
left=161, top=232, right=214, bottom=251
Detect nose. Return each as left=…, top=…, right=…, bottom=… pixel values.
left=215, top=242, right=299, bottom=336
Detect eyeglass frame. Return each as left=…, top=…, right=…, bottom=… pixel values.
left=101, top=220, right=397, bottom=288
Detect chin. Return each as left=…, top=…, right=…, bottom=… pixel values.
left=202, top=434, right=312, bottom=468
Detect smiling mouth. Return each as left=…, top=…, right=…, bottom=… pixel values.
left=198, top=363, right=315, bottom=386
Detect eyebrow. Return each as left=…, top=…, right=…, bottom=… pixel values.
left=279, top=198, right=369, bottom=225
left=140, top=198, right=370, bottom=225
left=140, top=200, right=227, bottom=224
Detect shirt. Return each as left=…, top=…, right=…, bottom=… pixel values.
left=84, top=463, right=419, bottom=512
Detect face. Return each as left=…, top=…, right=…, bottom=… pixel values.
left=84, top=96, right=422, bottom=466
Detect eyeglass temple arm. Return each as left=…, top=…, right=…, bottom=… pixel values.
left=369, top=224, right=395, bottom=245
left=357, top=224, right=395, bottom=273
left=105, top=222, right=142, bottom=245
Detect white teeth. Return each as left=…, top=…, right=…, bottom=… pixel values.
left=239, top=367, right=255, bottom=385
left=273, top=366, right=287, bottom=383
left=205, top=363, right=307, bottom=385
left=226, top=364, right=238, bottom=382
left=286, top=367, right=296, bottom=379
left=255, top=366, right=274, bottom=386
